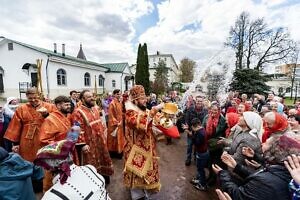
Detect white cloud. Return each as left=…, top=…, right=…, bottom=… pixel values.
left=0, top=0, right=299, bottom=70
left=0, top=0, right=154, bottom=63
left=139, top=0, right=300, bottom=72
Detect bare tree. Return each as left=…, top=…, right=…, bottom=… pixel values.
left=256, top=28, right=296, bottom=71
left=226, top=12, right=296, bottom=71
left=289, top=45, right=299, bottom=99
left=245, top=18, right=268, bottom=68
left=226, top=12, right=249, bottom=69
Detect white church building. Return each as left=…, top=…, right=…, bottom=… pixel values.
left=0, top=37, right=134, bottom=100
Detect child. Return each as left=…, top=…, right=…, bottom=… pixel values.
left=190, top=118, right=209, bottom=191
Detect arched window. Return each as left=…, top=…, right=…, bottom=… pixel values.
left=286, top=87, right=291, bottom=93
left=98, top=75, right=105, bottom=87
left=112, top=80, right=116, bottom=88
left=57, top=68, right=66, bottom=86
left=84, top=72, right=90, bottom=86
left=278, top=87, right=283, bottom=93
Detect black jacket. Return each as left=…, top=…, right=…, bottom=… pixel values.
left=184, top=106, right=208, bottom=131
left=219, top=165, right=291, bottom=200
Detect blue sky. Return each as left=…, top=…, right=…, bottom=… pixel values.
left=132, top=0, right=162, bottom=45
left=0, top=0, right=299, bottom=71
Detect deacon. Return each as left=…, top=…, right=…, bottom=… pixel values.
left=39, top=95, right=73, bottom=192
left=4, top=87, right=55, bottom=162
left=107, top=89, right=125, bottom=158
left=72, top=90, right=113, bottom=184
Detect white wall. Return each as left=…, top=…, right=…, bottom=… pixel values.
left=47, top=60, right=106, bottom=98
left=148, top=55, right=179, bottom=84
left=0, top=41, right=48, bottom=98
left=0, top=39, right=108, bottom=100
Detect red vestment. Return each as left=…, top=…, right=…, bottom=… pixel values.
left=4, top=101, right=56, bottom=162
left=107, top=98, right=125, bottom=153
left=39, top=110, right=72, bottom=192
left=123, top=101, right=161, bottom=191
left=39, top=111, right=71, bottom=145
left=72, top=105, right=113, bottom=176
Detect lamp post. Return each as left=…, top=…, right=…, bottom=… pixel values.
left=294, top=80, right=300, bottom=104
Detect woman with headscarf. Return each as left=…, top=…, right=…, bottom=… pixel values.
left=202, top=103, right=227, bottom=185
left=227, top=111, right=263, bottom=166
left=262, top=111, right=289, bottom=143
left=2, top=97, right=19, bottom=151
left=225, top=112, right=240, bottom=138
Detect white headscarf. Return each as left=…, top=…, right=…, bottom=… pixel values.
left=4, top=97, right=19, bottom=119
left=243, top=111, right=263, bottom=141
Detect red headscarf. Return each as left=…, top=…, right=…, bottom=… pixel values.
left=262, top=112, right=288, bottom=143
left=233, top=98, right=241, bottom=105
left=225, top=113, right=239, bottom=137
left=226, top=107, right=237, bottom=114
left=206, top=110, right=221, bottom=138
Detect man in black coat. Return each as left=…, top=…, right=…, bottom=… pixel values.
left=213, top=134, right=300, bottom=200
left=184, top=96, right=208, bottom=166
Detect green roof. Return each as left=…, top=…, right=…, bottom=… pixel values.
left=3, top=37, right=109, bottom=71
left=100, top=62, right=129, bottom=72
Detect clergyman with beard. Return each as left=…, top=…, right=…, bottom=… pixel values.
left=39, top=95, right=73, bottom=192
left=72, top=90, right=113, bottom=185
left=123, top=85, right=164, bottom=200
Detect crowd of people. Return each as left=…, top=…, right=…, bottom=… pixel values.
left=0, top=87, right=300, bottom=200
left=180, top=91, right=300, bottom=200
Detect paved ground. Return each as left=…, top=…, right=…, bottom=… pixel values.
left=107, top=133, right=218, bottom=200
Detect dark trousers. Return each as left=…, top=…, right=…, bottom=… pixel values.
left=186, top=136, right=194, bottom=162
left=196, top=151, right=209, bottom=186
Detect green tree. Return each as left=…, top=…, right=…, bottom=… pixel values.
left=229, top=68, right=271, bottom=96
left=152, top=60, right=169, bottom=94
left=135, top=43, right=150, bottom=94
left=179, top=57, right=196, bottom=82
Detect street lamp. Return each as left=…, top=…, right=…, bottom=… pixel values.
left=294, top=80, right=300, bottom=104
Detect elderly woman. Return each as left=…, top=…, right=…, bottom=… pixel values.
left=288, top=114, right=300, bottom=134
left=1, top=97, right=19, bottom=151
left=227, top=111, right=263, bottom=166
left=213, top=134, right=299, bottom=200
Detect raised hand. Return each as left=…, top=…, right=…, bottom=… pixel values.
left=216, top=189, right=232, bottom=200
left=245, top=159, right=261, bottom=169
left=221, top=152, right=237, bottom=169
left=242, top=146, right=255, bottom=158
left=284, top=154, right=300, bottom=185
left=212, top=164, right=223, bottom=174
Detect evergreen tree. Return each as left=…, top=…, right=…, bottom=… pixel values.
left=229, top=68, right=271, bottom=96
left=143, top=43, right=150, bottom=95
left=152, top=60, right=169, bottom=95
left=135, top=44, right=142, bottom=85
left=135, top=43, right=150, bottom=95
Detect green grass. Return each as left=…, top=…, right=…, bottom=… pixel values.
left=284, top=97, right=295, bottom=106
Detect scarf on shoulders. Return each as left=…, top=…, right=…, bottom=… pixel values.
left=206, top=111, right=221, bottom=138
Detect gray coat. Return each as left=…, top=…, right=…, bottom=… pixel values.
left=228, top=127, right=262, bottom=165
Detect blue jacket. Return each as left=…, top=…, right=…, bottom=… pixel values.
left=0, top=153, right=44, bottom=200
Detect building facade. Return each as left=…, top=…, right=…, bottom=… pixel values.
left=0, top=37, right=133, bottom=100
left=148, top=51, right=179, bottom=84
